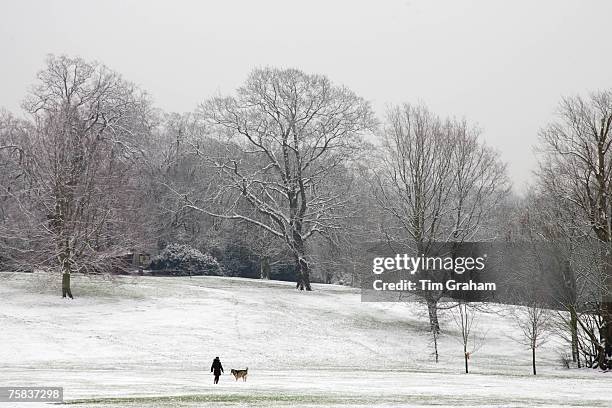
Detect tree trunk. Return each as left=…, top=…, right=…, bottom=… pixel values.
left=292, top=231, right=312, bottom=291
left=260, top=256, right=271, bottom=280
left=599, top=243, right=612, bottom=369
left=464, top=345, right=469, bottom=374
left=602, top=301, right=612, bottom=369
left=324, top=271, right=331, bottom=284
left=432, top=330, right=439, bottom=363
left=60, top=240, right=74, bottom=299
left=295, top=256, right=312, bottom=291
left=427, top=297, right=440, bottom=334
left=61, top=272, right=73, bottom=299
left=532, top=347, right=536, bottom=375
left=569, top=307, right=579, bottom=366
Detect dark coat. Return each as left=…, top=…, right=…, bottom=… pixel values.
left=211, top=358, right=223, bottom=375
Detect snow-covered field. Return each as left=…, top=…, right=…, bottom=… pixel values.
left=0, top=272, right=610, bottom=407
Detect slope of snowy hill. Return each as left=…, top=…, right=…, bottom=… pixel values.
left=0, top=273, right=609, bottom=407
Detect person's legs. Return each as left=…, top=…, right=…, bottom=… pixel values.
left=214, top=375, right=219, bottom=384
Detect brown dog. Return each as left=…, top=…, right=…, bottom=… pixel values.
left=230, top=368, right=248, bottom=382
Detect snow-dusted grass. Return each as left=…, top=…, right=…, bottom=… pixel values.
left=0, top=272, right=610, bottom=407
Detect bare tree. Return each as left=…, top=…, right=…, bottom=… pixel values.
left=190, top=67, right=376, bottom=290
left=372, top=104, right=509, bottom=332
left=517, top=188, right=607, bottom=368
left=537, top=90, right=612, bottom=368
left=451, top=302, right=486, bottom=373
left=147, top=112, right=228, bottom=252
left=505, top=209, right=555, bottom=375
left=3, top=55, right=153, bottom=297
left=513, top=299, right=553, bottom=375
left=575, top=302, right=607, bottom=368
left=0, top=111, right=30, bottom=270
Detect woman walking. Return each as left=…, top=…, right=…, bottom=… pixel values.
left=210, top=356, right=224, bottom=384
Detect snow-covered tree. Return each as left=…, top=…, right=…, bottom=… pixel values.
left=2, top=55, right=153, bottom=297
left=536, top=90, right=612, bottom=368
left=191, top=67, right=376, bottom=290
left=372, top=104, right=509, bottom=332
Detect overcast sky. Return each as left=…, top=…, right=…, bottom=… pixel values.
left=1, top=0, right=611, bottom=191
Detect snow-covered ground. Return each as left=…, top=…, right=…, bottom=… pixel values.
left=0, top=272, right=610, bottom=407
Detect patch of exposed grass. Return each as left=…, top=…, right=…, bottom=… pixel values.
left=62, top=393, right=364, bottom=406
left=61, top=392, right=604, bottom=407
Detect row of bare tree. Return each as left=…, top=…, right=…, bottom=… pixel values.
left=526, top=91, right=612, bottom=369
left=0, top=55, right=611, bottom=369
